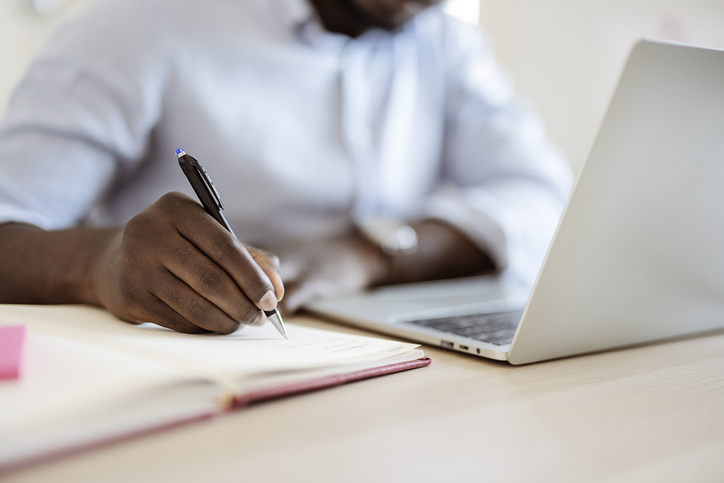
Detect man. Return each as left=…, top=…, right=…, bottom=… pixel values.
left=0, top=0, right=572, bottom=334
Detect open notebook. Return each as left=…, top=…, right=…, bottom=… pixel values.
left=0, top=304, right=428, bottom=473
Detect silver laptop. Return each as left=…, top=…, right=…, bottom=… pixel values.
left=306, top=39, right=724, bottom=364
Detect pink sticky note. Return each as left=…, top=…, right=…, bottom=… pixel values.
left=0, top=324, right=26, bottom=381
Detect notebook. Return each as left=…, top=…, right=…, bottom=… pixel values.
left=306, top=39, right=724, bottom=364
left=0, top=304, right=429, bottom=473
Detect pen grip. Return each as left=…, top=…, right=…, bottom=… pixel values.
left=183, top=169, right=236, bottom=237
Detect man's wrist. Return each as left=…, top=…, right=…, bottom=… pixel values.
left=381, top=220, right=496, bottom=286
left=346, top=229, right=392, bottom=287
left=355, top=218, right=420, bottom=286
left=84, top=228, right=124, bottom=307
left=357, top=218, right=419, bottom=257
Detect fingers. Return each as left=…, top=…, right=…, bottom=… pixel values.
left=159, top=236, right=263, bottom=328
left=153, top=264, right=260, bottom=334
left=132, top=295, right=209, bottom=334
left=132, top=287, right=263, bottom=335
left=165, top=195, right=279, bottom=312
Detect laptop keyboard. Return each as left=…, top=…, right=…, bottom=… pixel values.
left=407, top=310, right=524, bottom=346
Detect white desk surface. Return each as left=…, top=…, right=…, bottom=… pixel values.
left=5, top=315, right=724, bottom=483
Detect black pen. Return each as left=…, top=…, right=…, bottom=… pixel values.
left=175, top=148, right=287, bottom=339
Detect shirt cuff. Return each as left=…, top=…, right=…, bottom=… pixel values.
left=0, top=204, right=55, bottom=230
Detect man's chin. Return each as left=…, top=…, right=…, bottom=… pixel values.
left=376, top=10, right=419, bottom=30
left=349, top=0, right=430, bottom=31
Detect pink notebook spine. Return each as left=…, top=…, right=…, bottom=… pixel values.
left=231, top=357, right=433, bottom=409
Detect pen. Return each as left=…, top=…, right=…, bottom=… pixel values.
left=175, top=148, right=288, bottom=339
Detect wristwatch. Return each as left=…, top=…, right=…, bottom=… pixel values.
left=357, top=218, right=419, bottom=256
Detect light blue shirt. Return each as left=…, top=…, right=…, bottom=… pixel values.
left=0, top=0, right=572, bottom=283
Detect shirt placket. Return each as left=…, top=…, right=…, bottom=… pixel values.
left=339, top=39, right=379, bottom=222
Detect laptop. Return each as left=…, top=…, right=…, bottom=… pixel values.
left=306, top=39, right=724, bottom=364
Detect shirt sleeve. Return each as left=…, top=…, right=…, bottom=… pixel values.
left=0, top=0, right=168, bottom=229
left=424, top=17, right=574, bottom=284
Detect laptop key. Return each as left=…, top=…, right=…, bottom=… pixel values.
left=408, top=310, right=524, bottom=346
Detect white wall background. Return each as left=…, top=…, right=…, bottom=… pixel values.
left=1, top=0, right=724, bottom=173
left=478, top=0, right=724, bottom=172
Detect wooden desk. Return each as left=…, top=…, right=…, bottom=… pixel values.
left=5, top=316, right=724, bottom=482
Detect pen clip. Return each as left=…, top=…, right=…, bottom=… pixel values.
left=187, top=156, right=225, bottom=211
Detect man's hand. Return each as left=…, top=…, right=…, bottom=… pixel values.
left=92, top=192, right=283, bottom=333
left=275, top=221, right=495, bottom=314
left=276, top=233, right=389, bottom=314
left=0, top=192, right=283, bottom=334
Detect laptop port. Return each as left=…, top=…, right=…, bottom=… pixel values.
left=459, top=345, right=469, bottom=351
left=441, top=341, right=453, bottom=349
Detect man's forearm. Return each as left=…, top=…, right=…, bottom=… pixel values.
left=385, top=220, right=495, bottom=285
left=0, top=218, right=493, bottom=312
left=0, top=222, right=119, bottom=305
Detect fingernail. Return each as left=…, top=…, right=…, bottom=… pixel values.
left=259, top=291, right=277, bottom=311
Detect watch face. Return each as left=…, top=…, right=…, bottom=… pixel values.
left=359, top=219, right=419, bottom=255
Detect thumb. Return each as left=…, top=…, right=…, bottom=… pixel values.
left=248, top=247, right=285, bottom=302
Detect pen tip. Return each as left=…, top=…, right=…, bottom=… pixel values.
left=175, top=148, right=185, bottom=157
